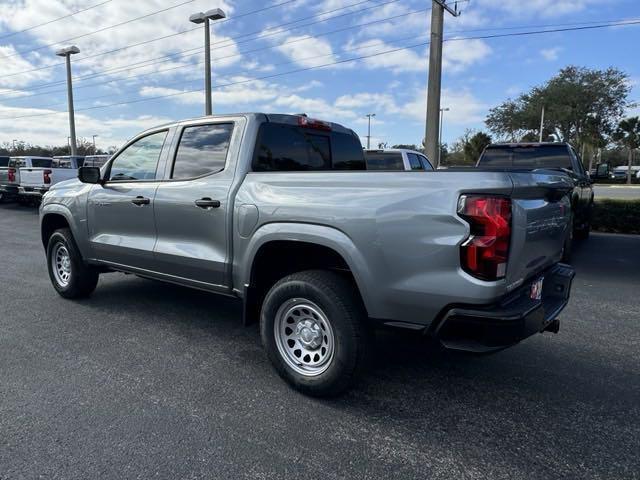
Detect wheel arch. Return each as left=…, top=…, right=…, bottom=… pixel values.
left=40, top=205, right=86, bottom=256
left=238, top=223, right=373, bottom=325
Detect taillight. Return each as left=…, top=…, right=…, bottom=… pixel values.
left=7, top=168, right=16, bottom=183
left=43, top=169, right=52, bottom=184
left=458, top=195, right=511, bottom=281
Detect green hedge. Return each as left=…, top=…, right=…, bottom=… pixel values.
left=592, top=199, right=640, bottom=235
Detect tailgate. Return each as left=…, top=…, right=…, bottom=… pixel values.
left=505, top=172, right=573, bottom=290
left=19, top=168, right=47, bottom=188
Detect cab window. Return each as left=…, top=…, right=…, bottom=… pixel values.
left=108, top=130, right=168, bottom=181
left=172, top=124, right=234, bottom=179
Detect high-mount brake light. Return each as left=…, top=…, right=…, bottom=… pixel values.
left=458, top=195, right=512, bottom=281
left=297, top=116, right=332, bottom=131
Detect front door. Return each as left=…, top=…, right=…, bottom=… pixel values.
left=87, top=129, right=170, bottom=270
left=152, top=122, right=236, bottom=290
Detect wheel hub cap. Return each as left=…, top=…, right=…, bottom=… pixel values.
left=51, top=243, right=72, bottom=287
left=273, top=299, right=335, bottom=377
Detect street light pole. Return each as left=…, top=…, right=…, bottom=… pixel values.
left=92, top=135, right=98, bottom=154
left=56, top=46, right=80, bottom=156
left=438, top=107, right=449, bottom=168
left=539, top=104, right=545, bottom=142
left=425, top=1, right=460, bottom=162
left=190, top=8, right=226, bottom=116
left=365, top=113, right=376, bottom=149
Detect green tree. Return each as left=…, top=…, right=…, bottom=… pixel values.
left=464, top=131, right=492, bottom=164
left=486, top=66, right=630, bottom=150
left=612, top=117, right=640, bottom=184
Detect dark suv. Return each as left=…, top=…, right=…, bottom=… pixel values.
left=478, top=142, right=594, bottom=245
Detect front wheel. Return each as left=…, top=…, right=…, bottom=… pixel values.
left=260, top=270, right=372, bottom=397
left=47, top=228, right=99, bottom=298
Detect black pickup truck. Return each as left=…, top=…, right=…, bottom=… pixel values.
left=477, top=143, right=594, bottom=250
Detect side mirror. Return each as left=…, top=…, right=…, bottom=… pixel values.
left=78, top=166, right=102, bottom=184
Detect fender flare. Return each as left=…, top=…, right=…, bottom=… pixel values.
left=40, top=204, right=89, bottom=258
left=238, top=222, right=374, bottom=309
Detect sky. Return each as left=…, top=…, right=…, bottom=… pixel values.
left=0, top=0, right=638, bottom=152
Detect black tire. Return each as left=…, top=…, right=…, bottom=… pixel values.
left=575, top=223, right=590, bottom=241
left=46, top=228, right=99, bottom=299
left=260, top=270, right=372, bottom=397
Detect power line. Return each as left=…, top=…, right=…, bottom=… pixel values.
left=0, top=0, right=390, bottom=95
left=0, top=0, right=302, bottom=80
left=0, top=0, right=198, bottom=60
left=0, top=0, right=384, bottom=95
left=3, top=18, right=640, bottom=121
left=0, top=0, right=368, bottom=79
left=0, top=5, right=429, bottom=105
left=36, top=31, right=434, bottom=111
left=0, top=0, right=113, bottom=41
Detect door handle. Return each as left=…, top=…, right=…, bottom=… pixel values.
left=131, top=196, right=151, bottom=206
left=194, top=197, right=221, bottom=209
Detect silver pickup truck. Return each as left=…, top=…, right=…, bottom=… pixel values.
left=40, top=113, right=575, bottom=396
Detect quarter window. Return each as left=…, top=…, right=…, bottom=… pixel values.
left=420, top=155, right=434, bottom=171
left=108, top=130, right=168, bottom=181
left=407, top=153, right=423, bottom=171
left=172, top=123, right=234, bottom=179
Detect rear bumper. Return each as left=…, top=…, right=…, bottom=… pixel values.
left=18, top=186, right=48, bottom=197
left=0, top=184, right=19, bottom=195
left=433, top=263, right=575, bottom=353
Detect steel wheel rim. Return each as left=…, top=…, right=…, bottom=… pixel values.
left=274, top=298, right=335, bottom=377
left=51, top=243, right=72, bottom=287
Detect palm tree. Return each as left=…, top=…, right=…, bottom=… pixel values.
left=612, top=117, right=640, bottom=184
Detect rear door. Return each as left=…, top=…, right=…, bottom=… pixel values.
left=87, top=129, right=171, bottom=269
left=152, top=121, right=238, bottom=290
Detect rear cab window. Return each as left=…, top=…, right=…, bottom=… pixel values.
left=479, top=145, right=573, bottom=170
left=364, top=151, right=404, bottom=171
left=0, top=157, right=8, bottom=167
left=252, top=122, right=365, bottom=172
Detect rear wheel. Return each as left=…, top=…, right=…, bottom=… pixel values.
left=260, top=270, right=371, bottom=397
left=47, top=228, right=99, bottom=298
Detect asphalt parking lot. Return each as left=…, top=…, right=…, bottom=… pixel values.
left=1, top=203, right=639, bottom=480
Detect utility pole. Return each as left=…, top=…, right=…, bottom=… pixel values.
left=365, top=113, right=376, bottom=149
left=438, top=107, right=449, bottom=167
left=92, top=135, right=98, bottom=154
left=539, top=104, right=545, bottom=142
left=56, top=46, right=80, bottom=156
left=425, top=1, right=460, bottom=163
left=190, top=9, right=226, bottom=116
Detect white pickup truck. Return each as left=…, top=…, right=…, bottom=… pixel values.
left=18, top=155, right=84, bottom=202
left=0, top=156, right=53, bottom=202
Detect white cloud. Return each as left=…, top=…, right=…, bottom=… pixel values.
left=0, top=45, right=51, bottom=88
left=0, top=0, right=241, bottom=90
left=477, top=0, right=602, bottom=17
left=275, top=35, right=336, bottom=67
left=336, top=88, right=488, bottom=128
left=443, top=39, right=492, bottom=73
left=540, top=47, right=562, bottom=61
left=349, top=39, right=427, bottom=73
